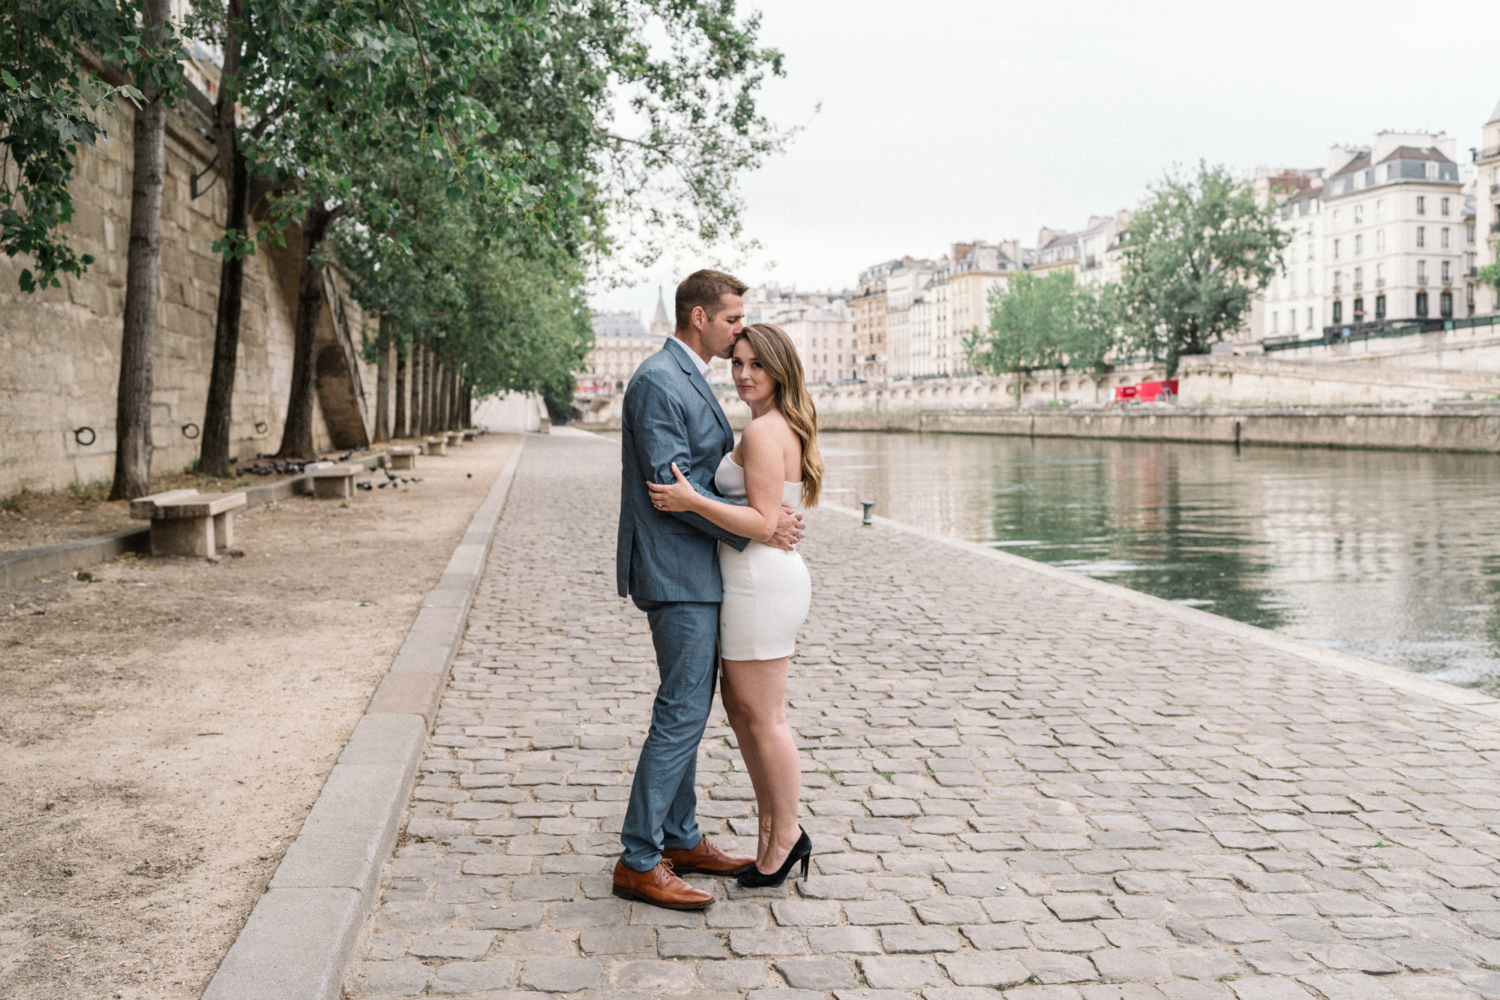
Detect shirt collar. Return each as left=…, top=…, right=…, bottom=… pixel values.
left=670, top=336, right=715, bottom=381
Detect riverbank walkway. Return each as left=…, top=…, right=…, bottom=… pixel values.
left=347, top=430, right=1500, bottom=1000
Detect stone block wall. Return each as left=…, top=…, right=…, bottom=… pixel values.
left=0, top=92, right=377, bottom=497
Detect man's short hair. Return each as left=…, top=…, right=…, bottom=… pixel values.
left=675, top=269, right=748, bottom=331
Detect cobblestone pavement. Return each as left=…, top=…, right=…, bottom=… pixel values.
left=348, top=430, right=1500, bottom=1000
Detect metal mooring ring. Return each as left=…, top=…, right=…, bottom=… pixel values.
left=74, top=426, right=96, bottom=446
left=182, top=423, right=201, bottom=440
left=254, top=421, right=269, bottom=434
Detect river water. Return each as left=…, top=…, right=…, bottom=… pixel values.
left=819, top=431, right=1500, bottom=693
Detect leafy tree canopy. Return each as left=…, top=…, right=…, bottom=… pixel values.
left=969, top=270, right=1119, bottom=377
left=1119, top=161, right=1290, bottom=375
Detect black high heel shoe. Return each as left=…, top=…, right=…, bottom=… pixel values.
left=736, top=828, right=812, bottom=888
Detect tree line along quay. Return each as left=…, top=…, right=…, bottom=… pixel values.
left=1, top=0, right=787, bottom=500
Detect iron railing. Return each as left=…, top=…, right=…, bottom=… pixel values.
left=1265, top=313, right=1500, bottom=352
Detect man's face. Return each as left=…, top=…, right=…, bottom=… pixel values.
left=698, top=292, right=745, bottom=359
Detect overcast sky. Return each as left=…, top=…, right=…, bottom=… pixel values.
left=591, top=0, right=1500, bottom=319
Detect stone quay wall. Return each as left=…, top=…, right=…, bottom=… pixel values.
left=578, top=349, right=1500, bottom=453
left=0, top=92, right=379, bottom=498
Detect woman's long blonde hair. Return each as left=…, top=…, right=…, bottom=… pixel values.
left=736, top=323, right=824, bottom=507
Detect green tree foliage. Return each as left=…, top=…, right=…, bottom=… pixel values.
left=1478, top=261, right=1500, bottom=296
left=968, top=270, right=1119, bottom=377
left=1119, top=161, right=1290, bottom=375
left=0, top=3, right=146, bottom=291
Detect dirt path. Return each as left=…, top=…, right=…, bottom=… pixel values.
left=0, top=434, right=521, bottom=1000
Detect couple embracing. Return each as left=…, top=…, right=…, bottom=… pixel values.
left=612, top=270, right=823, bottom=910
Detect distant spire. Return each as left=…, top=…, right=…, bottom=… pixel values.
left=650, top=285, right=672, bottom=334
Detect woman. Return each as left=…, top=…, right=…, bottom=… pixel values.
left=647, top=323, right=822, bottom=887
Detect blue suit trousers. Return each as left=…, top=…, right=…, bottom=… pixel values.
left=619, top=598, right=719, bottom=872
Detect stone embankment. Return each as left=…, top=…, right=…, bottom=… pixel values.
left=343, top=429, right=1500, bottom=1000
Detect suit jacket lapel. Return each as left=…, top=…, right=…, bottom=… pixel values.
left=665, top=339, right=733, bottom=443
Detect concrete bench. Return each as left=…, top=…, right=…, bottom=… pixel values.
left=444, top=432, right=462, bottom=446
left=130, top=489, right=247, bottom=559
left=460, top=430, right=475, bottom=442
left=424, top=436, right=448, bottom=457
left=388, top=445, right=420, bottom=470
left=310, top=464, right=361, bottom=500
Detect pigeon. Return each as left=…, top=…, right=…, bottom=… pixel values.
left=466, top=473, right=472, bottom=478
left=410, top=476, right=423, bottom=482
left=377, top=482, right=387, bottom=488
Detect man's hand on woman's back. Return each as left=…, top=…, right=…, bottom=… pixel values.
left=768, top=506, right=805, bottom=551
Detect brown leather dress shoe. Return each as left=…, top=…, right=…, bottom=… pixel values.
left=661, top=836, right=756, bottom=876
left=612, top=859, right=714, bottom=910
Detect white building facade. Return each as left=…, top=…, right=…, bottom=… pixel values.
left=1478, top=99, right=1500, bottom=317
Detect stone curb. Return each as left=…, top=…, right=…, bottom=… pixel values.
left=201, top=437, right=528, bottom=1000
left=0, top=525, right=151, bottom=591
left=830, top=503, right=1500, bottom=722
left=0, top=452, right=390, bottom=591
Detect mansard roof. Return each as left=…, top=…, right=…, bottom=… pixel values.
left=1377, top=145, right=1453, bottom=165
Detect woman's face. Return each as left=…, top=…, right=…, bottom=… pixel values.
left=731, top=337, right=777, bottom=407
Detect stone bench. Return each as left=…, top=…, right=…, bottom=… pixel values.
left=310, top=464, right=361, bottom=500
left=388, top=445, right=420, bottom=470
left=460, top=430, right=475, bottom=442
left=424, top=436, right=448, bottom=457
left=129, top=489, right=247, bottom=559
left=445, top=432, right=462, bottom=446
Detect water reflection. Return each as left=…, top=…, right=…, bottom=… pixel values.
left=820, top=431, right=1500, bottom=692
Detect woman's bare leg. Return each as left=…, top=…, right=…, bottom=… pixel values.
left=721, top=655, right=801, bottom=873
left=720, top=666, right=772, bottom=859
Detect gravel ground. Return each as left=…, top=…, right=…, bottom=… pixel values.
left=0, top=433, right=520, bottom=1000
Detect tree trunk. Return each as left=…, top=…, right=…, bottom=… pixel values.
left=438, top=360, right=452, bottom=431
left=395, top=343, right=408, bottom=438
left=274, top=201, right=335, bottom=459
left=422, top=343, right=435, bottom=434
left=373, top=315, right=391, bottom=443
left=197, top=0, right=246, bottom=478
left=108, top=0, right=171, bottom=501
left=410, top=341, right=424, bottom=436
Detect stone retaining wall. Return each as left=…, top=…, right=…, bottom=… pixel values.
left=0, top=92, right=378, bottom=497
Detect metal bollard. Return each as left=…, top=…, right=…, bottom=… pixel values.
left=861, top=500, right=876, bottom=526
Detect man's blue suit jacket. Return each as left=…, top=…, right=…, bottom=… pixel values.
left=617, top=338, right=749, bottom=602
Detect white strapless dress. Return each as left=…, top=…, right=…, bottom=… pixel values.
left=714, top=453, right=812, bottom=660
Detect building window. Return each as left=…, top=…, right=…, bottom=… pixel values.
left=1441, top=197, right=1450, bottom=216
left=1442, top=261, right=1450, bottom=284
left=1375, top=294, right=1386, bottom=319
left=1377, top=229, right=1385, bottom=252
left=1469, top=284, right=1477, bottom=308
left=1354, top=266, right=1363, bottom=290
left=1354, top=204, right=1364, bottom=223
left=1440, top=291, right=1453, bottom=318
left=1307, top=307, right=1314, bottom=330
left=1417, top=196, right=1426, bottom=215
left=1442, top=228, right=1450, bottom=249
left=1417, top=260, right=1427, bottom=284
left=1333, top=238, right=1341, bottom=259
left=1470, top=224, right=1477, bottom=244
left=1416, top=291, right=1429, bottom=317
left=1417, top=226, right=1425, bottom=248
left=1353, top=296, right=1364, bottom=317
left=1333, top=300, right=1343, bottom=323
left=1272, top=311, right=1279, bottom=333
left=1333, top=271, right=1342, bottom=293
left=1355, top=235, right=1363, bottom=255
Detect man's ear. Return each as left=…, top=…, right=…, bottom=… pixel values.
left=691, top=305, right=706, bottom=331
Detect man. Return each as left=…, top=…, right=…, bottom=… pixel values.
left=613, top=270, right=805, bottom=909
